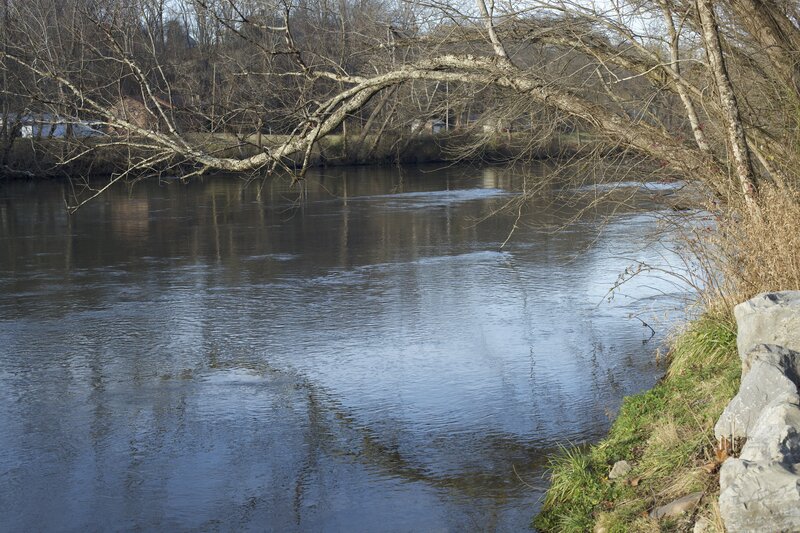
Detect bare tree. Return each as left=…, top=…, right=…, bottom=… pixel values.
left=1, top=0, right=800, bottom=210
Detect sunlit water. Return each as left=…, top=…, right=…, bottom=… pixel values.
left=0, top=165, right=689, bottom=531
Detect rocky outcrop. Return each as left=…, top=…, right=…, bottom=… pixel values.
left=733, top=291, right=800, bottom=374
left=715, top=344, right=800, bottom=441
left=717, top=291, right=800, bottom=533
left=720, top=461, right=800, bottom=532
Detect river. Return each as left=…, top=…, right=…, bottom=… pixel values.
left=0, top=165, right=687, bottom=531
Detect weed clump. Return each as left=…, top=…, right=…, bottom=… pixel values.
left=714, top=186, right=800, bottom=299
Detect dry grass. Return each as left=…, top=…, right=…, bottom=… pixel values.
left=694, top=185, right=800, bottom=306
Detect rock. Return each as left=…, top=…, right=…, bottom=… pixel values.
left=735, top=292, right=800, bottom=375
left=739, top=398, right=800, bottom=464
left=719, top=459, right=800, bottom=532
left=608, top=460, right=632, bottom=480
left=693, top=516, right=711, bottom=533
left=650, top=491, right=703, bottom=520
left=719, top=387, right=800, bottom=531
left=714, top=344, right=800, bottom=441
left=715, top=292, right=800, bottom=532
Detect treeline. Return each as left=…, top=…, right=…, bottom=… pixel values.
left=0, top=0, right=690, bottom=167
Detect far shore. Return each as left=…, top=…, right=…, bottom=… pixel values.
left=0, top=131, right=619, bottom=180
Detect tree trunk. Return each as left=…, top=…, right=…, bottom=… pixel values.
left=660, top=1, right=710, bottom=153
left=697, top=0, right=759, bottom=208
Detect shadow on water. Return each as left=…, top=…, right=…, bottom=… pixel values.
left=204, top=356, right=554, bottom=495
left=0, top=164, right=690, bottom=531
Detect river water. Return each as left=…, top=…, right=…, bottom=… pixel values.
left=0, top=165, right=687, bottom=531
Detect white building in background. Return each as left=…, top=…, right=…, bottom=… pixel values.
left=410, top=119, right=448, bottom=134
left=0, top=113, right=106, bottom=138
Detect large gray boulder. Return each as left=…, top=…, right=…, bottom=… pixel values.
left=719, top=459, right=800, bottom=532
left=739, top=399, right=800, bottom=464
left=714, top=344, right=800, bottom=441
left=734, top=292, right=800, bottom=374
left=717, top=292, right=800, bottom=532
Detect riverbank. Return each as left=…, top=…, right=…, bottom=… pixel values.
left=0, top=131, right=612, bottom=180
left=534, top=312, right=740, bottom=532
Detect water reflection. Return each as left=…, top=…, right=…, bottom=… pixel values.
left=0, top=165, right=687, bottom=531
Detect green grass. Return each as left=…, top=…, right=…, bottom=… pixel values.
left=534, top=313, right=739, bottom=532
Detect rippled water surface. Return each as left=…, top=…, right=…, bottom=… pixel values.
left=0, top=166, right=686, bottom=531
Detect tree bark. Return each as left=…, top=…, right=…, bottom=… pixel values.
left=697, top=0, right=759, bottom=207
left=476, top=0, right=510, bottom=64
left=659, top=1, right=710, bottom=153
